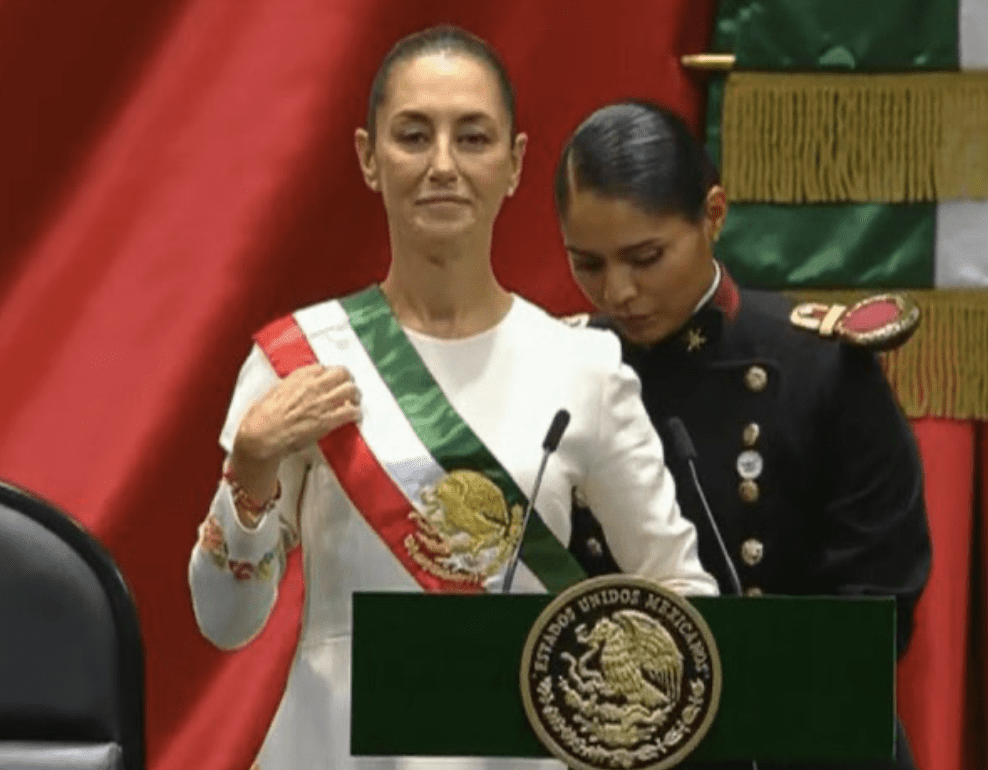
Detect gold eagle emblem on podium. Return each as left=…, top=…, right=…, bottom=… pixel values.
left=567, top=610, right=684, bottom=725
left=521, top=576, right=721, bottom=770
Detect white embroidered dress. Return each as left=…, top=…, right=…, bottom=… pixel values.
left=189, top=293, right=717, bottom=770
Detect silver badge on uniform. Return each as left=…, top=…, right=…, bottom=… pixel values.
left=736, top=449, right=764, bottom=480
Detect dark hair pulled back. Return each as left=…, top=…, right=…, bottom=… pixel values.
left=366, top=25, right=517, bottom=142
left=554, top=100, right=718, bottom=223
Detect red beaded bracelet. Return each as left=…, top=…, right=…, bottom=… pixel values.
left=222, top=465, right=282, bottom=523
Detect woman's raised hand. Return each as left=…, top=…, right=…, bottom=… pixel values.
left=228, top=365, right=361, bottom=506
left=235, top=364, right=361, bottom=460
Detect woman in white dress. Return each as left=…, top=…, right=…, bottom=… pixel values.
left=188, top=25, right=717, bottom=770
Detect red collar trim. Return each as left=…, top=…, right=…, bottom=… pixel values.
left=711, top=264, right=741, bottom=320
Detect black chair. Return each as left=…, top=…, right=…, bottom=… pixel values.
left=0, top=479, right=145, bottom=770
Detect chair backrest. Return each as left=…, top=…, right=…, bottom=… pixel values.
left=0, top=480, right=145, bottom=770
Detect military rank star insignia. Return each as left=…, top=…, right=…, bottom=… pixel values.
left=685, top=327, right=706, bottom=352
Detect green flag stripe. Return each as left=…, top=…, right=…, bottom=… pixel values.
left=708, top=71, right=936, bottom=289
left=715, top=200, right=936, bottom=289
left=704, top=0, right=953, bottom=289
left=340, top=286, right=586, bottom=593
left=714, top=0, right=958, bottom=72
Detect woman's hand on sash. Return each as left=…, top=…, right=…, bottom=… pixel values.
left=229, top=364, right=362, bottom=510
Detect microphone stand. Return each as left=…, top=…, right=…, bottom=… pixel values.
left=502, top=410, right=570, bottom=594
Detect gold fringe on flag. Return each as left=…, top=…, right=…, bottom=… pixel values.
left=785, top=289, right=988, bottom=419
left=723, top=72, right=988, bottom=203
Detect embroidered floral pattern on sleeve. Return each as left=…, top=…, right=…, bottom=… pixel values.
left=196, top=513, right=284, bottom=582
left=199, top=514, right=229, bottom=568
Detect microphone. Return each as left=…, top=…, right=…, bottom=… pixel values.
left=666, top=420, right=760, bottom=770
left=501, top=409, right=571, bottom=593
left=542, top=410, right=571, bottom=453
left=666, top=417, right=743, bottom=597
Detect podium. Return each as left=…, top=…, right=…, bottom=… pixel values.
left=352, top=592, right=896, bottom=764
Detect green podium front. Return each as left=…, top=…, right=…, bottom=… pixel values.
left=352, top=593, right=895, bottom=763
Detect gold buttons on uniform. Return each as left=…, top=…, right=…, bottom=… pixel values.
left=741, top=538, right=764, bottom=566
left=742, top=422, right=760, bottom=447
left=744, top=365, right=768, bottom=392
left=738, top=424, right=762, bottom=502
left=739, top=479, right=760, bottom=503
left=744, top=586, right=763, bottom=597
left=586, top=538, right=603, bottom=557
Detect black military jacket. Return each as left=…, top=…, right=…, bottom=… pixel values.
left=568, top=272, right=931, bottom=770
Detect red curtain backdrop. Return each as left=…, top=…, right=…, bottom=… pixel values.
left=898, top=420, right=988, bottom=770
left=0, top=2, right=982, bottom=770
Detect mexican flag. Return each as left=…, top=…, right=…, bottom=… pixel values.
left=700, top=6, right=988, bottom=769
left=705, top=0, right=988, bottom=420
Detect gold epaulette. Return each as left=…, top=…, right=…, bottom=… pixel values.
left=790, top=293, right=921, bottom=351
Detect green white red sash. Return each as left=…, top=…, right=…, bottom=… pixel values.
left=253, top=285, right=586, bottom=594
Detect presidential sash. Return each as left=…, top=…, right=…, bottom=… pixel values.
left=254, top=286, right=586, bottom=594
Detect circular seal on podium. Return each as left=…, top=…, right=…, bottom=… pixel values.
left=520, top=576, right=721, bottom=770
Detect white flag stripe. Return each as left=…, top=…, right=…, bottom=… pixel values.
left=295, top=300, right=448, bottom=502
left=960, top=0, right=988, bottom=67
left=935, top=0, right=988, bottom=288
left=935, top=202, right=988, bottom=286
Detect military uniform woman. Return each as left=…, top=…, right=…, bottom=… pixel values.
left=556, top=100, right=931, bottom=770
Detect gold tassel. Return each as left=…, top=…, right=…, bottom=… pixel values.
left=785, top=289, right=988, bottom=419
left=723, top=72, right=988, bottom=203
